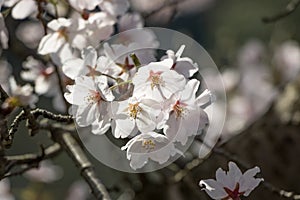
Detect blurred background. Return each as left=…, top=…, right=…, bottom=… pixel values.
left=1, top=0, right=300, bottom=199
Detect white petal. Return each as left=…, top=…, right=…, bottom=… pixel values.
left=239, top=166, right=263, bottom=196
left=12, top=0, right=37, bottom=19
left=38, top=33, right=66, bottom=55
left=62, top=58, right=85, bottom=79
left=199, top=179, right=228, bottom=199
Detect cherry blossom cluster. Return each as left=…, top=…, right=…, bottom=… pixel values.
left=63, top=43, right=213, bottom=169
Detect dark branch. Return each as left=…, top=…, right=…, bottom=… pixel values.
left=1, top=143, right=61, bottom=179
left=262, top=0, right=300, bottom=23
left=51, top=129, right=111, bottom=200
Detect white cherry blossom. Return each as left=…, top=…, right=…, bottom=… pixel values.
left=111, top=96, right=161, bottom=138
left=38, top=18, right=72, bottom=55
left=21, top=56, right=57, bottom=95
left=64, top=76, right=114, bottom=134
left=162, top=45, right=198, bottom=78
left=199, top=162, right=263, bottom=200
left=121, top=132, right=178, bottom=170
left=132, top=59, right=186, bottom=101
left=8, top=78, right=38, bottom=107
left=62, top=46, right=120, bottom=80
left=162, top=79, right=209, bottom=145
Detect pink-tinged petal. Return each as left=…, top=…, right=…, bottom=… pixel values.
left=12, top=0, right=37, bottom=19
left=199, top=179, right=228, bottom=199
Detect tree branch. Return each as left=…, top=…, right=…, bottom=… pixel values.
left=262, top=0, right=300, bottom=23
left=50, top=128, right=111, bottom=200
left=1, top=143, right=61, bottom=179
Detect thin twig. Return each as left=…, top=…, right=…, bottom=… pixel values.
left=36, top=0, right=48, bottom=34
left=2, top=143, right=61, bottom=179
left=7, top=108, right=72, bottom=147
left=262, top=0, right=300, bottom=23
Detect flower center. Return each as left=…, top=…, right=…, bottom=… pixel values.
left=58, top=27, right=68, bottom=40
left=142, top=139, right=155, bottom=149
left=86, top=90, right=101, bottom=104
left=128, top=103, right=141, bottom=119
left=223, top=183, right=244, bottom=200
left=41, top=67, right=54, bottom=78
left=86, top=65, right=101, bottom=78
left=173, top=100, right=187, bottom=119
left=148, top=70, right=163, bottom=90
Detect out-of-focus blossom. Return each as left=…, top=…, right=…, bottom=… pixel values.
left=1, top=77, right=38, bottom=112
left=0, top=60, right=12, bottom=93
left=121, top=132, right=178, bottom=170
left=130, top=0, right=166, bottom=14
left=118, top=12, right=143, bottom=32
left=199, top=162, right=263, bottom=200
left=0, top=14, right=8, bottom=49
left=238, top=40, right=277, bottom=121
left=21, top=56, right=57, bottom=95
left=99, top=0, right=129, bottom=17
left=16, top=22, right=44, bottom=49
left=221, top=68, right=239, bottom=91
left=65, top=180, right=89, bottom=200
left=4, top=0, right=37, bottom=19
left=0, top=179, right=15, bottom=200
left=68, top=0, right=102, bottom=12
left=273, top=41, right=300, bottom=81
left=24, top=160, right=63, bottom=183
